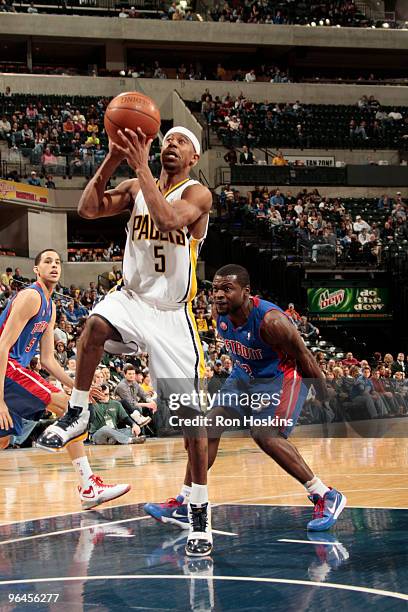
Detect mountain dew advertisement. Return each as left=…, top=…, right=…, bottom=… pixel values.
left=307, top=288, right=391, bottom=320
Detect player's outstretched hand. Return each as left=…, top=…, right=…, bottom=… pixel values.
left=114, top=128, right=153, bottom=174
left=0, top=400, right=13, bottom=431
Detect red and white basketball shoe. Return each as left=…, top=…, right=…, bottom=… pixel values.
left=79, top=475, right=131, bottom=510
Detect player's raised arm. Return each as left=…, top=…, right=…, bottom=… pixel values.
left=260, top=309, right=328, bottom=400
left=77, top=141, right=135, bottom=219
left=0, top=290, right=41, bottom=429
left=114, top=127, right=212, bottom=232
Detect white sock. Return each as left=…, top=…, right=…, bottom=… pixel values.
left=70, top=388, right=90, bottom=411
left=190, top=483, right=208, bottom=506
left=305, top=476, right=330, bottom=499
left=180, top=484, right=192, bottom=501
left=72, top=456, right=93, bottom=488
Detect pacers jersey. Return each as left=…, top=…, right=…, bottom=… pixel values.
left=123, top=178, right=208, bottom=306
left=0, top=282, right=53, bottom=368
left=216, top=297, right=296, bottom=379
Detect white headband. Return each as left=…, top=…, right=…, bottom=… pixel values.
left=163, top=126, right=201, bottom=155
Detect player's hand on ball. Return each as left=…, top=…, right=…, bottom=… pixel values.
left=115, top=128, right=153, bottom=173
left=0, top=400, right=13, bottom=430
left=108, top=138, right=127, bottom=161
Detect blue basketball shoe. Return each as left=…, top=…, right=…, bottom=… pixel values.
left=144, top=496, right=189, bottom=529
left=307, top=488, right=347, bottom=531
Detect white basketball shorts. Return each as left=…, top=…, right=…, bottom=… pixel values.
left=91, top=288, right=205, bottom=394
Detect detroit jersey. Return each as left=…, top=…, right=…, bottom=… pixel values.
left=0, top=282, right=53, bottom=367
left=123, top=178, right=208, bottom=306
left=216, top=296, right=297, bottom=380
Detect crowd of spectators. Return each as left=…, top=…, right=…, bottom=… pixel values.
left=1, top=0, right=402, bottom=29
left=0, top=93, right=111, bottom=177
left=0, top=263, right=406, bottom=447
left=209, top=0, right=368, bottom=26
left=197, top=91, right=408, bottom=149
left=218, top=185, right=408, bottom=265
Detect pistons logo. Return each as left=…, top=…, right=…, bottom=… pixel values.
left=220, top=322, right=227, bottom=331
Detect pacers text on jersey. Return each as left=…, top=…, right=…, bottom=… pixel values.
left=131, top=214, right=186, bottom=245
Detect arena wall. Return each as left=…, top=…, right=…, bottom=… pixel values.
left=2, top=15, right=408, bottom=50
left=2, top=75, right=408, bottom=114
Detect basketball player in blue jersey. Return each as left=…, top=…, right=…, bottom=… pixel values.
left=0, top=249, right=130, bottom=508
left=145, top=264, right=347, bottom=533
left=37, top=126, right=214, bottom=556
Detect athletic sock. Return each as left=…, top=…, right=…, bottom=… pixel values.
left=72, top=456, right=93, bottom=489
left=190, top=483, right=208, bottom=506
left=70, top=388, right=90, bottom=411
left=180, top=484, right=192, bottom=501
left=305, top=476, right=330, bottom=499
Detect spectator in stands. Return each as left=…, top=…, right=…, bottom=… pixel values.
left=353, top=215, right=370, bottom=233
left=13, top=268, right=25, bottom=284
left=388, top=108, right=402, bottom=121
left=391, top=353, right=406, bottom=375
left=0, top=115, right=11, bottom=143
left=63, top=301, right=82, bottom=324
left=224, top=148, right=238, bottom=166
left=239, top=145, right=255, bottom=164
left=115, top=364, right=155, bottom=426
left=284, top=303, right=301, bottom=324
left=41, top=147, right=58, bottom=172
left=54, top=340, right=68, bottom=368
left=21, top=123, right=34, bottom=148
left=89, top=384, right=145, bottom=445
left=45, top=175, right=56, bottom=189
left=28, top=170, right=41, bottom=186
left=348, top=365, right=378, bottom=419
left=269, top=189, right=284, bottom=208
left=245, top=69, right=256, bottom=83
left=27, top=2, right=38, bottom=13
left=1, top=267, right=13, bottom=288
left=271, top=151, right=288, bottom=166
left=342, top=352, right=360, bottom=367
left=298, top=316, right=319, bottom=339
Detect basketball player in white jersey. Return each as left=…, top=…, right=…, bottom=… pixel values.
left=37, top=124, right=213, bottom=556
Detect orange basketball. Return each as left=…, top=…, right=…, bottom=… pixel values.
left=104, top=92, right=161, bottom=143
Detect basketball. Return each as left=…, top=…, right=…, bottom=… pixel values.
left=104, top=91, right=161, bottom=143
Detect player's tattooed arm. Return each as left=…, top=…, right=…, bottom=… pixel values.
left=260, top=310, right=329, bottom=401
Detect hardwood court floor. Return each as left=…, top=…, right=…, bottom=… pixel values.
left=1, top=433, right=407, bottom=525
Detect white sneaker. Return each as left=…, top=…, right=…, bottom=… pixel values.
left=79, top=474, right=131, bottom=510
left=185, top=502, right=213, bottom=557
left=131, top=410, right=152, bottom=428
left=36, top=405, right=90, bottom=452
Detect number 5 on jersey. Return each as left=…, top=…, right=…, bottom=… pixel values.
left=154, top=245, right=166, bottom=273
